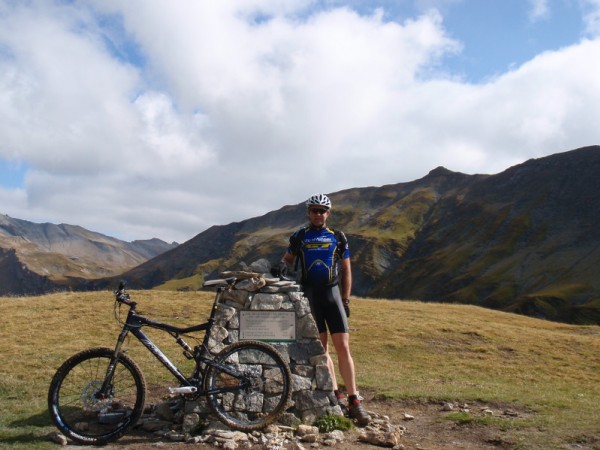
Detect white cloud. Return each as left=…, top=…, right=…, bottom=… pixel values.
left=528, top=0, right=550, bottom=22
left=0, top=0, right=599, bottom=243
left=582, top=0, right=600, bottom=36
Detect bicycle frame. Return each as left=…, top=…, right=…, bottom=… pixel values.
left=101, top=281, right=245, bottom=397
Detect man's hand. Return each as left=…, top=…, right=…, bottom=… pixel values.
left=270, top=260, right=288, bottom=278
left=342, top=298, right=350, bottom=318
left=278, top=261, right=288, bottom=277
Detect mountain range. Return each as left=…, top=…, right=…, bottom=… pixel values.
left=0, top=215, right=177, bottom=295
left=88, top=145, right=600, bottom=324
left=2, top=145, right=599, bottom=324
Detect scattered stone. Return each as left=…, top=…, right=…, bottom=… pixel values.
left=181, top=413, right=201, bottom=434
left=358, top=427, right=404, bottom=448
left=186, top=435, right=207, bottom=444
left=46, top=431, right=68, bottom=446
left=278, top=412, right=303, bottom=427
left=325, top=429, right=345, bottom=442
left=154, top=401, right=175, bottom=421
left=353, top=411, right=407, bottom=448
left=222, top=439, right=238, bottom=450
left=165, top=430, right=186, bottom=442
left=248, top=258, right=272, bottom=273
left=140, top=418, right=172, bottom=432
left=296, top=424, right=320, bottom=437
left=137, top=412, right=406, bottom=450
left=235, top=277, right=267, bottom=291
left=299, top=433, right=319, bottom=443
left=250, top=292, right=284, bottom=309
left=402, top=413, right=415, bottom=421
left=220, top=270, right=263, bottom=279
left=441, top=402, right=454, bottom=411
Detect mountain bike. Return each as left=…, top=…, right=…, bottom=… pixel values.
left=47, top=278, right=292, bottom=445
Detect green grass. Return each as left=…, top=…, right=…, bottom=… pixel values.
left=314, top=414, right=354, bottom=432
left=157, top=273, right=205, bottom=290
left=1, top=291, right=599, bottom=449
left=351, top=300, right=600, bottom=448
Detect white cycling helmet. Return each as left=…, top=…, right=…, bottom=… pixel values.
left=306, top=194, right=332, bottom=209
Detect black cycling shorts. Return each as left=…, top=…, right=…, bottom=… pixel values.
left=303, top=284, right=349, bottom=334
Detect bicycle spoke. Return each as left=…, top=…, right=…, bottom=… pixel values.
left=48, top=348, right=146, bottom=445
left=204, top=341, right=291, bottom=431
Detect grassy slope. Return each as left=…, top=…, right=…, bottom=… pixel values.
left=0, top=291, right=599, bottom=449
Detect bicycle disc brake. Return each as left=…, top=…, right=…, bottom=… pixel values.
left=81, top=380, right=107, bottom=411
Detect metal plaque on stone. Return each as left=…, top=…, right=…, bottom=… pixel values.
left=239, top=311, right=296, bottom=342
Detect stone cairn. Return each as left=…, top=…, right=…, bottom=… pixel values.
left=186, top=266, right=344, bottom=425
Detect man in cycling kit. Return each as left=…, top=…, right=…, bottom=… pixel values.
left=280, top=194, right=370, bottom=426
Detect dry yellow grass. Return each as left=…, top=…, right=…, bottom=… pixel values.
left=1, top=290, right=599, bottom=449
left=346, top=298, right=600, bottom=448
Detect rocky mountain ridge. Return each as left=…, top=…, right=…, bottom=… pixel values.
left=3, top=146, right=600, bottom=324
left=101, top=145, right=600, bottom=324
left=0, top=215, right=178, bottom=295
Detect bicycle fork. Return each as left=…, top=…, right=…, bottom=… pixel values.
left=97, top=326, right=130, bottom=400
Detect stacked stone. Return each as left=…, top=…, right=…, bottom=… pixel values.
left=184, top=269, right=342, bottom=426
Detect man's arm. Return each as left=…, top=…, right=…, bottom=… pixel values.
left=282, top=251, right=294, bottom=265
left=340, top=257, right=352, bottom=299
left=276, top=250, right=294, bottom=277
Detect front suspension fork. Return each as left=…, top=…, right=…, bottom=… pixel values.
left=98, top=327, right=130, bottom=398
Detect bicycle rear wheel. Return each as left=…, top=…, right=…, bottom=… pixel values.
left=48, top=347, right=146, bottom=445
left=203, top=340, right=291, bottom=431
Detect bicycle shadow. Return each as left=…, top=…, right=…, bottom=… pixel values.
left=0, top=432, right=43, bottom=446
left=8, top=411, right=160, bottom=447
left=6, top=410, right=54, bottom=446
left=10, top=410, right=52, bottom=428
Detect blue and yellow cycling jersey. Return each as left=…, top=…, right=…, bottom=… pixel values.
left=287, top=226, right=350, bottom=286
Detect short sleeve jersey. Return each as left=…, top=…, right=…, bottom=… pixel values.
left=287, top=227, right=350, bottom=286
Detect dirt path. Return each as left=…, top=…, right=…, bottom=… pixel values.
left=85, top=393, right=535, bottom=450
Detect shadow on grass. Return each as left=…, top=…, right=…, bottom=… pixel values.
left=9, top=410, right=52, bottom=428
left=0, top=432, right=44, bottom=445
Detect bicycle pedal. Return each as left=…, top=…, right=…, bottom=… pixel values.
left=168, top=386, right=197, bottom=395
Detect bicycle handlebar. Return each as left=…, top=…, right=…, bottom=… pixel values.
left=113, top=276, right=237, bottom=308
left=114, top=281, right=135, bottom=306
left=112, top=276, right=237, bottom=309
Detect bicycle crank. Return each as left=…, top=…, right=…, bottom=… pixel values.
left=168, top=386, right=198, bottom=395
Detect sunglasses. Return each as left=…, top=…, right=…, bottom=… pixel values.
left=309, top=208, right=328, bottom=215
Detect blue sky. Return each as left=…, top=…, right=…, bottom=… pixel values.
left=440, top=0, right=584, bottom=79
left=0, top=161, right=27, bottom=189
left=1, top=0, right=600, bottom=242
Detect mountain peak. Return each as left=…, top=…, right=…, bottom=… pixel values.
left=427, top=166, right=453, bottom=176
left=0, top=216, right=178, bottom=295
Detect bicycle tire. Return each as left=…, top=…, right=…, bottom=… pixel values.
left=203, top=340, right=292, bottom=431
left=48, top=347, right=146, bottom=445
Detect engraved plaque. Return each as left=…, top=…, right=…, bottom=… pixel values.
left=239, top=311, right=296, bottom=341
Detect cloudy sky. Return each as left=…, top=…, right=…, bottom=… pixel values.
left=1, top=0, right=599, bottom=243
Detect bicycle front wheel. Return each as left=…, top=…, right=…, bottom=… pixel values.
left=47, top=347, right=146, bottom=445
left=203, top=340, right=292, bottom=431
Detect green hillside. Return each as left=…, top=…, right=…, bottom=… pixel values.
left=98, top=146, right=600, bottom=325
